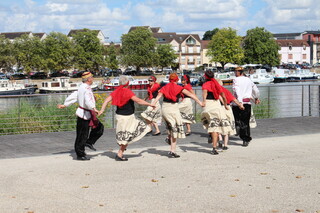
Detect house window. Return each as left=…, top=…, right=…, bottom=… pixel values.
left=289, top=45, right=292, bottom=51
left=303, top=45, right=306, bottom=50
left=197, top=46, right=200, bottom=53
left=181, top=56, right=185, bottom=62
left=181, top=47, right=185, bottom=53
left=188, top=47, right=193, bottom=53
left=288, top=54, right=293, bottom=59
left=302, top=54, right=307, bottom=59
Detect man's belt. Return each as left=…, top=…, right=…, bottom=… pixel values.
left=242, top=98, right=251, bottom=102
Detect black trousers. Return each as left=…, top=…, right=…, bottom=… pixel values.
left=232, top=104, right=252, bottom=142
left=75, top=117, right=104, bottom=157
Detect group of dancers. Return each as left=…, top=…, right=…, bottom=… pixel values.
left=58, top=67, right=260, bottom=161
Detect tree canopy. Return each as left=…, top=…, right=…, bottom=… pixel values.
left=43, top=32, right=73, bottom=72
left=120, top=27, right=158, bottom=71
left=156, top=44, right=178, bottom=69
left=105, top=43, right=119, bottom=70
left=206, top=27, right=244, bottom=69
left=202, top=28, right=219, bottom=40
left=72, top=29, right=105, bottom=71
left=243, top=27, right=280, bottom=66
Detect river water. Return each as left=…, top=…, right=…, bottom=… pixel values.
left=1, top=81, right=319, bottom=118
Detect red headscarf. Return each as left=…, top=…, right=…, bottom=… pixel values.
left=111, top=81, right=135, bottom=107
left=160, top=73, right=183, bottom=102
left=202, top=74, right=223, bottom=100
left=147, top=82, right=160, bottom=100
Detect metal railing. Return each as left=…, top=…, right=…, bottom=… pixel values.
left=1, top=82, right=319, bottom=135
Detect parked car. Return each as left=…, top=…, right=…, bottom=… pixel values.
left=123, top=68, right=137, bottom=76
left=50, top=70, right=69, bottom=77
left=30, top=72, right=47, bottom=79
left=11, top=73, right=28, bottom=80
left=104, top=69, right=121, bottom=77
left=138, top=69, right=153, bottom=76
left=0, top=73, right=6, bottom=79
left=72, top=70, right=85, bottom=78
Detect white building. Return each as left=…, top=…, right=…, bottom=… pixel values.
left=277, top=40, right=310, bottom=64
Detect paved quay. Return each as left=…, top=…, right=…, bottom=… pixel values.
left=0, top=117, right=320, bottom=212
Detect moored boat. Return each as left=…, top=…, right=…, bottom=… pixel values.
left=214, top=72, right=235, bottom=85
left=249, top=69, right=274, bottom=84
left=272, top=68, right=290, bottom=83
left=101, top=76, right=149, bottom=90
left=287, top=69, right=318, bottom=82
left=39, top=77, right=98, bottom=93
left=0, top=79, right=36, bottom=95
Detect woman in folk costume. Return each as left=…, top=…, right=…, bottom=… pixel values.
left=178, top=74, right=196, bottom=136
left=201, top=70, right=233, bottom=155
left=153, top=73, right=203, bottom=158
left=141, top=75, right=162, bottom=136
left=215, top=79, right=244, bottom=150
left=98, top=75, right=155, bottom=161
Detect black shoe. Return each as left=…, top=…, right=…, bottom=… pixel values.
left=208, top=135, right=212, bottom=143
left=85, top=143, right=96, bottom=151
left=165, top=137, right=171, bottom=145
left=152, top=132, right=161, bottom=136
left=168, top=152, right=180, bottom=158
left=211, top=148, right=219, bottom=155
left=115, top=155, right=128, bottom=161
left=185, top=132, right=191, bottom=136
left=222, top=146, right=229, bottom=150
left=76, top=156, right=90, bottom=161
left=242, top=141, right=249, bottom=147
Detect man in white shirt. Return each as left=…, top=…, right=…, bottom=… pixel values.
left=57, top=72, right=103, bottom=160
left=232, top=67, right=260, bottom=147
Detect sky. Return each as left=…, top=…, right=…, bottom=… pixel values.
left=0, top=0, right=319, bottom=42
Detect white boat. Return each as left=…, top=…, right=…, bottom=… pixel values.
left=287, top=69, right=318, bottom=82
left=39, top=77, right=98, bottom=93
left=249, top=69, right=274, bottom=84
left=214, top=72, right=235, bottom=85
left=0, top=79, right=36, bottom=95
left=101, top=75, right=149, bottom=90
left=272, top=68, right=290, bottom=83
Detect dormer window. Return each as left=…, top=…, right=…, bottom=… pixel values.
left=186, top=37, right=196, bottom=45
left=289, top=45, right=292, bottom=50
left=158, top=38, right=165, bottom=42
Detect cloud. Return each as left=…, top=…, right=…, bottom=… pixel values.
left=253, top=0, right=320, bottom=33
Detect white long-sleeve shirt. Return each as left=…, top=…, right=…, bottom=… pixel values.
left=232, top=76, right=260, bottom=105
left=63, top=83, right=96, bottom=120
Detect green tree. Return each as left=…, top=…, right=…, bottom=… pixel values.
left=202, top=28, right=219, bottom=40
left=105, top=43, right=119, bottom=70
left=206, top=27, right=244, bottom=69
left=243, top=27, right=280, bottom=66
left=43, top=32, right=73, bottom=72
left=120, top=27, right=158, bottom=71
left=156, top=44, right=177, bottom=69
left=13, top=35, right=46, bottom=72
left=72, top=29, right=105, bottom=71
left=0, top=35, right=15, bottom=72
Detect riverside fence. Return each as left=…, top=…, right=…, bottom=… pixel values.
left=0, top=82, right=320, bottom=135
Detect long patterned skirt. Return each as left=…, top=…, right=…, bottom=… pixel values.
left=178, top=98, right=196, bottom=124
left=223, top=106, right=236, bottom=135
left=162, top=102, right=186, bottom=139
left=201, top=100, right=233, bottom=135
left=141, top=98, right=162, bottom=123
left=115, top=114, right=151, bottom=145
